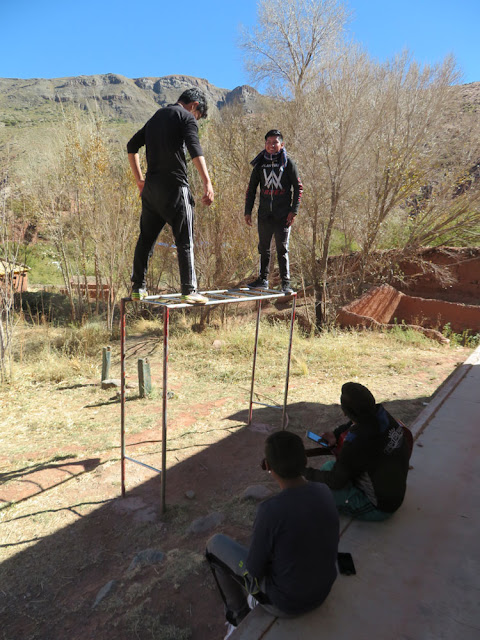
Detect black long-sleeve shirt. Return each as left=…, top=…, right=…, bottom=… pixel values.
left=305, top=405, right=410, bottom=513
left=127, top=103, right=203, bottom=187
left=246, top=482, right=339, bottom=615
left=245, top=154, right=303, bottom=220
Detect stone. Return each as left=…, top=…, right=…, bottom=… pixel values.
left=187, top=512, right=224, bottom=535
left=92, top=580, right=117, bottom=608
left=127, top=549, right=165, bottom=573
left=101, top=378, right=121, bottom=389
left=133, top=507, right=158, bottom=523
left=111, top=497, right=146, bottom=513
left=242, top=485, right=273, bottom=501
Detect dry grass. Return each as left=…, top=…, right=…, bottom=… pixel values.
left=0, top=315, right=473, bottom=640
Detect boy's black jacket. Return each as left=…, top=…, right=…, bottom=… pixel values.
left=245, top=154, right=303, bottom=220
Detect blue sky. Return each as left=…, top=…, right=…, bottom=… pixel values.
left=0, top=0, right=477, bottom=88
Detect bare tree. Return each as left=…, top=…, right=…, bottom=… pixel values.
left=351, top=55, right=459, bottom=274
left=240, top=0, right=349, bottom=97
left=0, top=147, right=24, bottom=382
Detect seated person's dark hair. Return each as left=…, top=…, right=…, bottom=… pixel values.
left=265, top=129, right=283, bottom=141
left=340, top=382, right=376, bottom=423
left=265, top=431, right=306, bottom=478
left=178, top=88, right=208, bottom=119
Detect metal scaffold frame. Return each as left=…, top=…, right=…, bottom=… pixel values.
left=120, top=288, right=297, bottom=512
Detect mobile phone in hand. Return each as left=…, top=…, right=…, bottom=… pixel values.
left=306, top=430, right=331, bottom=448
left=337, top=552, right=356, bottom=575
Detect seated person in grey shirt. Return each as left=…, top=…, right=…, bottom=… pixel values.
left=206, top=430, right=339, bottom=637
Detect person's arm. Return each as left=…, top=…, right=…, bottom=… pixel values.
left=245, top=503, right=271, bottom=581
left=192, top=155, right=214, bottom=206
left=245, top=167, right=260, bottom=225
left=286, top=161, right=303, bottom=227
left=128, top=153, right=145, bottom=195
left=127, top=127, right=146, bottom=195
left=305, top=431, right=362, bottom=489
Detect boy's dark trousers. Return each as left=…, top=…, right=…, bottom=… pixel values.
left=257, top=215, right=291, bottom=284
left=131, top=180, right=197, bottom=295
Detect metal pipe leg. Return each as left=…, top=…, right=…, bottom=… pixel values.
left=120, top=298, right=126, bottom=497
left=248, top=300, right=262, bottom=425
left=282, top=294, right=297, bottom=429
left=161, top=307, right=170, bottom=513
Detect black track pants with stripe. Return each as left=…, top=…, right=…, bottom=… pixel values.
left=131, top=181, right=197, bottom=294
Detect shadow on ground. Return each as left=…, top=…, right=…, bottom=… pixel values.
left=0, top=395, right=430, bottom=640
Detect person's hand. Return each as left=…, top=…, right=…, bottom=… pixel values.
left=286, top=212, right=296, bottom=227
left=202, top=181, right=214, bottom=206
left=320, top=431, right=337, bottom=447
left=245, top=214, right=253, bottom=227
left=137, top=179, right=145, bottom=196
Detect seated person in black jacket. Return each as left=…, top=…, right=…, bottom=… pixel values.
left=305, top=382, right=410, bottom=521
left=206, top=431, right=339, bottom=637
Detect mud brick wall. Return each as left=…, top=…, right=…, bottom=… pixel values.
left=396, top=295, right=480, bottom=333
left=337, top=283, right=480, bottom=337
left=343, top=284, right=402, bottom=324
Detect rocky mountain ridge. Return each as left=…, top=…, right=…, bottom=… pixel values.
left=0, top=73, right=262, bottom=126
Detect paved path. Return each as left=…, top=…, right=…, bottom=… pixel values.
left=232, top=346, right=480, bottom=640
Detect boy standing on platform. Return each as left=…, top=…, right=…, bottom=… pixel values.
left=127, top=88, right=214, bottom=304
left=244, top=130, right=303, bottom=294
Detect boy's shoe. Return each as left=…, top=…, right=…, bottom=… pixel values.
left=247, top=594, right=258, bottom=610
left=131, top=288, right=148, bottom=300
left=247, top=278, right=268, bottom=289
left=224, top=622, right=236, bottom=640
left=181, top=291, right=209, bottom=305
left=281, top=283, right=294, bottom=295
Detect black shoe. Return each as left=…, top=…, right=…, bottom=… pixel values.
left=247, top=278, right=268, bottom=289
left=281, top=283, right=294, bottom=295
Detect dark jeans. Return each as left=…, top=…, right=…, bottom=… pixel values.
left=257, top=215, right=291, bottom=283
left=131, top=181, right=197, bottom=294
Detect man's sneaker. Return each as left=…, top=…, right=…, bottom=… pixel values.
left=247, top=278, right=268, bottom=289
left=131, top=288, right=148, bottom=300
left=181, top=291, right=209, bottom=305
left=247, top=594, right=258, bottom=610
left=281, top=283, right=294, bottom=295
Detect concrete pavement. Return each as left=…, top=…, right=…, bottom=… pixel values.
left=231, top=345, right=480, bottom=640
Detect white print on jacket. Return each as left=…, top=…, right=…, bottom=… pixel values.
left=263, top=168, right=283, bottom=189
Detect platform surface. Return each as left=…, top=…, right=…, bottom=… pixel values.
left=127, top=287, right=292, bottom=309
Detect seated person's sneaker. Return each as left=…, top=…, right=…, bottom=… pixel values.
left=281, top=283, right=294, bottom=295
left=224, top=622, right=236, bottom=640
left=131, top=288, right=148, bottom=300
left=247, top=278, right=268, bottom=289
left=247, top=594, right=258, bottom=609
left=181, top=291, right=209, bottom=304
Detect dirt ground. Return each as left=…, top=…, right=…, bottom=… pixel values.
left=0, top=321, right=473, bottom=640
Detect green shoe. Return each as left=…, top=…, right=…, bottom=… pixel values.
left=131, top=288, right=148, bottom=300
left=181, top=292, right=209, bottom=305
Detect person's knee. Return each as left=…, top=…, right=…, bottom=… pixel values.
left=206, top=533, right=225, bottom=556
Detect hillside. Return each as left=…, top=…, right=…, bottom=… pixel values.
left=0, top=73, right=262, bottom=129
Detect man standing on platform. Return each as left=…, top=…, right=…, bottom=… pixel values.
left=127, top=88, right=214, bottom=304
left=244, top=129, right=303, bottom=294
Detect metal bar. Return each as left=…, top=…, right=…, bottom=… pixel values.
left=120, top=298, right=126, bottom=497
left=252, top=402, right=282, bottom=409
left=282, top=294, right=297, bottom=429
left=161, top=306, right=169, bottom=514
left=124, top=456, right=162, bottom=474
left=248, top=299, right=262, bottom=425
